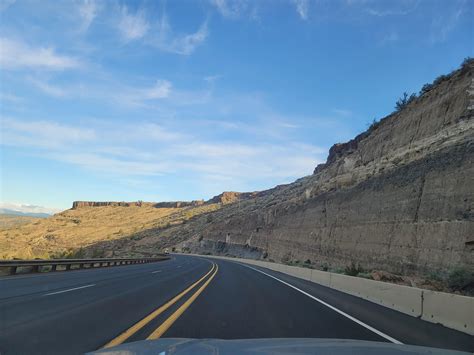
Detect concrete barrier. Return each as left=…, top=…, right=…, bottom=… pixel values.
left=286, top=265, right=312, bottom=281
left=310, top=269, right=331, bottom=287
left=422, top=290, right=474, bottom=335
left=329, top=273, right=422, bottom=317
left=186, top=253, right=473, bottom=335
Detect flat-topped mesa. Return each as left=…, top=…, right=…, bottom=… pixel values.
left=154, top=200, right=205, bottom=208
left=72, top=201, right=143, bottom=209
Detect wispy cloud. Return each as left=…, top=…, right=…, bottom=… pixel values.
left=430, top=1, right=466, bottom=43
left=29, top=78, right=68, bottom=98
left=27, top=74, right=174, bottom=107
left=291, top=0, right=309, bottom=20
left=210, top=0, right=256, bottom=19
left=1, top=116, right=326, bottom=189
left=380, top=31, right=399, bottom=45
left=1, top=117, right=95, bottom=148
left=0, top=37, right=81, bottom=70
left=346, top=0, right=419, bottom=17
left=332, top=108, right=353, bottom=117
left=149, top=14, right=208, bottom=55
left=118, top=6, right=150, bottom=41
left=78, top=0, right=100, bottom=32
left=0, top=92, right=23, bottom=103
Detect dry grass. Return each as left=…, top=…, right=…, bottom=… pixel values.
left=0, top=215, right=42, bottom=230
left=0, top=203, right=220, bottom=259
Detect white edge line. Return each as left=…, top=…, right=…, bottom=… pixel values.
left=240, top=263, right=403, bottom=344
left=43, top=284, right=95, bottom=296
left=152, top=270, right=162, bottom=273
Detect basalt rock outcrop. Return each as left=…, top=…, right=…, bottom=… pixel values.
left=165, top=60, right=474, bottom=276
left=154, top=200, right=205, bottom=208
left=207, top=191, right=259, bottom=205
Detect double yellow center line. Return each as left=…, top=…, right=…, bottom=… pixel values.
left=103, top=262, right=218, bottom=348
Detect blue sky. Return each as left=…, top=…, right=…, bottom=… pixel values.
left=0, top=0, right=472, bottom=212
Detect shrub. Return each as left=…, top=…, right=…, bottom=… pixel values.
left=395, top=92, right=417, bottom=112
left=447, top=268, right=474, bottom=290
left=368, top=118, right=380, bottom=131
left=91, top=249, right=106, bottom=258
left=332, top=267, right=345, bottom=274
left=419, top=83, right=434, bottom=95
left=461, top=56, right=473, bottom=68
left=427, top=270, right=443, bottom=282
left=433, top=74, right=449, bottom=86
left=357, top=272, right=373, bottom=279
left=344, top=262, right=364, bottom=276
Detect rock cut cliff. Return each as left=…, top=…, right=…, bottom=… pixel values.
left=154, top=60, right=474, bottom=276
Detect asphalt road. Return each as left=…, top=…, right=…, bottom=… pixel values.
left=0, top=254, right=472, bottom=354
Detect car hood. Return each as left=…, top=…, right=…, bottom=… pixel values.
left=89, top=338, right=469, bottom=354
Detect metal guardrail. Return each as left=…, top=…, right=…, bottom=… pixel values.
left=0, top=256, right=170, bottom=276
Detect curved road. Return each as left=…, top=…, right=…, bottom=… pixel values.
left=0, top=254, right=472, bottom=354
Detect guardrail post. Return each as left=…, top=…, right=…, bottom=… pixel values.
left=65, top=264, right=71, bottom=271
left=79, top=263, right=84, bottom=269
left=9, top=266, right=17, bottom=275
left=51, top=264, right=57, bottom=272
left=32, top=265, right=40, bottom=273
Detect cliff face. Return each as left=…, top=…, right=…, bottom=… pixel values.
left=154, top=200, right=205, bottom=208
left=167, top=61, right=474, bottom=275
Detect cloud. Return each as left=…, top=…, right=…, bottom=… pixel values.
left=1, top=116, right=326, bottom=190
left=332, top=108, right=353, bottom=117
left=0, top=92, right=23, bottom=103
left=1, top=117, right=95, bottom=148
left=143, top=80, right=172, bottom=99
left=204, top=75, right=222, bottom=84
left=430, top=1, right=466, bottom=43
left=150, top=15, right=208, bottom=55
left=114, top=79, right=173, bottom=106
left=78, top=0, right=100, bottom=32
left=27, top=75, right=173, bottom=106
left=211, top=0, right=250, bottom=18
left=118, top=6, right=150, bottom=41
left=380, top=31, right=399, bottom=44
left=346, top=0, right=419, bottom=16
left=0, top=202, right=62, bottom=215
left=29, top=78, right=68, bottom=97
left=0, top=37, right=81, bottom=70
left=291, top=0, right=309, bottom=20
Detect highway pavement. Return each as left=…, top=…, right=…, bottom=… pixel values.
left=0, top=254, right=472, bottom=354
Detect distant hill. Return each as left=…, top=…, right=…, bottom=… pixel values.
left=0, top=209, right=50, bottom=218
left=0, top=214, right=42, bottom=230
left=0, top=202, right=220, bottom=259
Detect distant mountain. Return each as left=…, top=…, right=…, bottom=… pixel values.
left=0, top=209, right=50, bottom=218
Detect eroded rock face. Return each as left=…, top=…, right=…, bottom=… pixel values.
left=207, top=191, right=259, bottom=205
left=170, top=60, right=474, bottom=276
left=154, top=201, right=205, bottom=208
